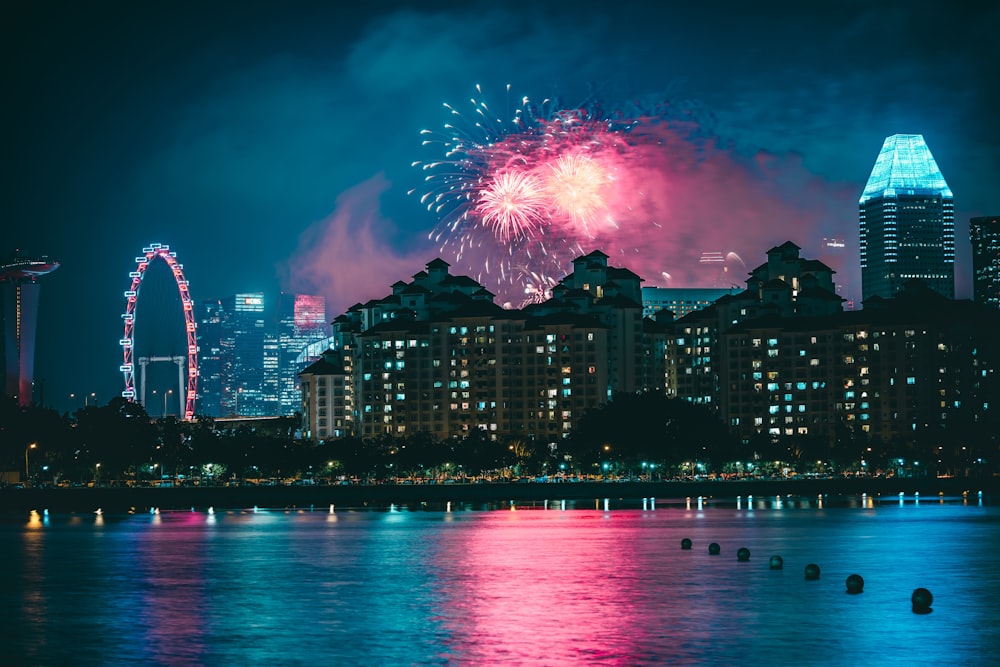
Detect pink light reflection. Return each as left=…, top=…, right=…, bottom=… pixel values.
left=429, top=509, right=715, bottom=665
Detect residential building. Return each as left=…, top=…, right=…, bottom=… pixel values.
left=670, top=242, right=999, bottom=454
left=299, top=252, right=662, bottom=442
left=642, top=286, right=738, bottom=320
left=970, top=215, right=1000, bottom=309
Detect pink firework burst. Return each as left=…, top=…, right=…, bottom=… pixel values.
left=544, top=153, right=615, bottom=236
left=476, top=170, right=548, bottom=242
left=413, top=85, right=711, bottom=306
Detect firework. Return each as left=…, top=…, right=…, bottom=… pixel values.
left=544, top=153, right=614, bottom=235
left=475, top=170, right=547, bottom=242
left=414, top=84, right=708, bottom=306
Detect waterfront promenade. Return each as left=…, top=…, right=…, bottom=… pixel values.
left=1, top=476, right=995, bottom=513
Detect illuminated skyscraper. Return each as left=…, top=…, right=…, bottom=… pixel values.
left=970, top=215, right=1000, bottom=309
left=195, top=299, right=226, bottom=417
left=226, top=293, right=267, bottom=416
left=859, top=134, right=954, bottom=301
left=277, top=294, right=329, bottom=415
left=1, top=251, right=59, bottom=406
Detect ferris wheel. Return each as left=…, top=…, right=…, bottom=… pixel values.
left=120, top=243, right=198, bottom=420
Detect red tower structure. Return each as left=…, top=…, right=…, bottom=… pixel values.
left=1, top=250, right=60, bottom=406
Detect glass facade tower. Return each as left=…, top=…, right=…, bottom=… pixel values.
left=277, top=294, right=329, bottom=415
left=859, top=134, right=954, bottom=301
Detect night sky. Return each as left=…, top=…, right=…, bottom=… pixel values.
left=3, top=0, right=997, bottom=415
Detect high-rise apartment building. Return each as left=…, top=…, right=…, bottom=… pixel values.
left=669, top=242, right=999, bottom=452
left=859, top=134, right=954, bottom=301
left=300, top=253, right=662, bottom=442
left=970, top=216, right=1000, bottom=309
left=641, top=286, right=739, bottom=320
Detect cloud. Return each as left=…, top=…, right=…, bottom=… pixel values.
left=281, top=174, right=433, bottom=315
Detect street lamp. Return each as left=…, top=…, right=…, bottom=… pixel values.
left=162, top=388, right=173, bottom=418
left=25, top=443, right=37, bottom=483
left=95, top=462, right=102, bottom=486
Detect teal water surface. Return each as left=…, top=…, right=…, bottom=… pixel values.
left=1, top=497, right=997, bottom=666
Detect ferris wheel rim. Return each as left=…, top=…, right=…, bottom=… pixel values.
left=120, top=243, right=198, bottom=420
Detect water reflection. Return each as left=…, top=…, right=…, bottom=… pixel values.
left=2, top=501, right=998, bottom=666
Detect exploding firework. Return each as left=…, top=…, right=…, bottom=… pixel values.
left=413, top=84, right=712, bottom=306
left=475, top=170, right=547, bottom=242
left=544, top=153, right=615, bottom=235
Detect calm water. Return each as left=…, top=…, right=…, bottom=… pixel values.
left=2, top=496, right=998, bottom=666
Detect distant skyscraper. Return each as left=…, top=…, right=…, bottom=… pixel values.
left=970, top=216, right=1000, bottom=309
left=277, top=294, right=329, bottom=415
left=859, top=134, right=954, bottom=301
left=1, top=251, right=59, bottom=406
left=226, top=293, right=267, bottom=416
left=195, top=299, right=226, bottom=417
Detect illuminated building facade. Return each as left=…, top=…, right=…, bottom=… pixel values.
left=859, top=134, right=954, bottom=301
left=277, top=294, right=330, bottom=415
left=970, top=216, right=1000, bottom=309
left=300, top=252, right=664, bottom=441
left=224, top=293, right=267, bottom=416
left=299, top=349, right=349, bottom=440
left=669, top=242, right=999, bottom=452
left=641, top=286, right=739, bottom=320
left=1, top=251, right=59, bottom=406
left=196, top=292, right=328, bottom=418
left=195, top=299, right=227, bottom=417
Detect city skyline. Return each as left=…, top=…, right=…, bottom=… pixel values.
left=2, top=1, right=998, bottom=414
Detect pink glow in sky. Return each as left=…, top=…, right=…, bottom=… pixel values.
left=286, top=123, right=859, bottom=315
left=283, top=175, right=430, bottom=313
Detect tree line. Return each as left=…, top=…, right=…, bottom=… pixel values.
left=1, top=392, right=992, bottom=486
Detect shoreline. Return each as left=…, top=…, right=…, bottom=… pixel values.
left=2, top=477, right=996, bottom=513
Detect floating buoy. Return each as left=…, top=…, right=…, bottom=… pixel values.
left=681, top=538, right=692, bottom=550
left=846, top=574, right=864, bottom=594
left=804, top=563, right=821, bottom=580
left=737, top=547, right=750, bottom=562
left=94, top=508, right=103, bottom=515
left=911, top=588, right=933, bottom=614
left=769, top=555, right=784, bottom=570
left=708, top=542, right=721, bottom=555
left=329, top=504, right=335, bottom=513
left=207, top=506, right=215, bottom=515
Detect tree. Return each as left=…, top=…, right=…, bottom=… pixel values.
left=565, top=392, right=740, bottom=474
